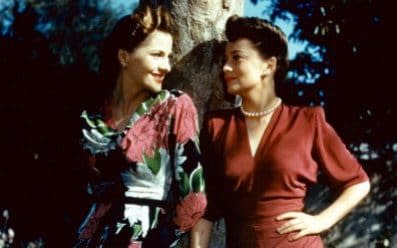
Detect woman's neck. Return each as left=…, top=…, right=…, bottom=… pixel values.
left=111, top=77, right=151, bottom=122
left=241, top=81, right=278, bottom=113
left=242, top=94, right=277, bottom=112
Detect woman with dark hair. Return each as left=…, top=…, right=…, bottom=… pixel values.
left=75, top=4, right=206, bottom=248
left=191, top=15, right=370, bottom=248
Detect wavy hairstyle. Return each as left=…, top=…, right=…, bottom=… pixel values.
left=97, top=4, right=176, bottom=104
left=225, top=15, right=289, bottom=85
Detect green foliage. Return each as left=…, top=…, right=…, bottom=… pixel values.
left=260, top=0, right=395, bottom=144
left=2, top=0, right=137, bottom=71
left=30, top=0, right=118, bottom=70
left=0, top=2, right=136, bottom=245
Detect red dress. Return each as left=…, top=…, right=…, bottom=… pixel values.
left=201, top=104, right=369, bottom=248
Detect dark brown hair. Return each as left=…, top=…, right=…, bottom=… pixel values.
left=225, top=15, right=289, bottom=85
left=98, top=4, right=176, bottom=103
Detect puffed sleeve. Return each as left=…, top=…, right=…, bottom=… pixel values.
left=312, top=107, right=369, bottom=191
left=171, top=93, right=207, bottom=232
left=200, top=113, right=224, bottom=222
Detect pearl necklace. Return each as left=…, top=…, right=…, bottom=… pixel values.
left=240, top=97, right=282, bottom=118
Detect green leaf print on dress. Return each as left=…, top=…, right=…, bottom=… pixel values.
left=80, top=110, right=118, bottom=155
left=190, top=166, right=205, bottom=193
left=78, top=90, right=206, bottom=247
left=144, top=149, right=162, bottom=175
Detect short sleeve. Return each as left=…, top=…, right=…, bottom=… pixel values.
left=312, top=107, right=369, bottom=191
left=171, top=93, right=207, bottom=232
left=200, top=114, right=224, bottom=222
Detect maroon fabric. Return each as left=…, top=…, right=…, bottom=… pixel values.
left=201, top=104, right=368, bottom=248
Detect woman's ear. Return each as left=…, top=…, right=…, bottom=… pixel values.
left=262, top=56, right=277, bottom=76
left=118, top=49, right=129, bottom=68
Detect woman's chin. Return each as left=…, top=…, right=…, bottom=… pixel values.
left=146, top=85, right=162, bottom=94
left=227, top=87, right=239, bottom=96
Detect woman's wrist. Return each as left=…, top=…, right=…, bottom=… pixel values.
left=314, top=213, right=336, bottom=232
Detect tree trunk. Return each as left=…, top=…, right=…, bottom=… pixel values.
left=168, top=2, right=243, bottom=247
left=167, top=0, right=243, bottom=122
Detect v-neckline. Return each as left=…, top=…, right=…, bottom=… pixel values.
left=241, top=104, right=282, bottom=159
left=105, top=90, right=170, bottom=133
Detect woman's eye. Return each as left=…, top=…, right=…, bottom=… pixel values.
left=152, top=52, right=163, bottom=57
left=232, top=55, right=242, bottom=61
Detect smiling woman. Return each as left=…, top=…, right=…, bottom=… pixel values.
left=192, top=15, right=370, bottom=248
left=74, top=4, right=206, bottom=248
left=114, top=30, right=173, bottom=126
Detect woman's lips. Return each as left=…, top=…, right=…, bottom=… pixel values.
left=224, top=76, right=236, bottom=83
left=151, top=73, right=165, bottom=84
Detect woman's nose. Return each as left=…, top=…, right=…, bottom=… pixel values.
left=159, top=57, right=171, bottom=73
left=223, top=61, right=232, bottom=72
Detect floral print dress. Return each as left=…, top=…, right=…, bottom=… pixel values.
left=77, top=90, right=206, bottom=247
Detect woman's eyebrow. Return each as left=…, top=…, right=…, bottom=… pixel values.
left=230, top=50, right=242, bottom=54
left=225, top=50, right=244, bottom=56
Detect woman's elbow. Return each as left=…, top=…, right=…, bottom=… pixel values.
left=361, top=180, right=371, bottom=196
left=353, top=180, right=371, bottom=199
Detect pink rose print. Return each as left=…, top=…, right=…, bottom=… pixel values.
left=173, top=94, right=198, bottom=144
left=150, top=97, right=175, bottom=118
left=173, top=192, right=207, bottom=232
left=128, top=241, right=142, bottom=248
left=121, top=115, right=158, bottom=163
left=121, top=98, right=176, bottom=163
left=150, top=98, right=176, bottom=146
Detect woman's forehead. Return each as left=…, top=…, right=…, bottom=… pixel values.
left=137, top=30, right=173, bottom=51
left=225, top=38, right=257, bottom=53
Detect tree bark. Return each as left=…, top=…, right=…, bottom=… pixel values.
left=167, top=0, right=243, bottom=121
left=166, top=0, right=243, bottom=123
left=168, top=2, right=243, bottom=247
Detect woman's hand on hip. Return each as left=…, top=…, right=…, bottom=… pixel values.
left=275, top=211, right=330, bottom=241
